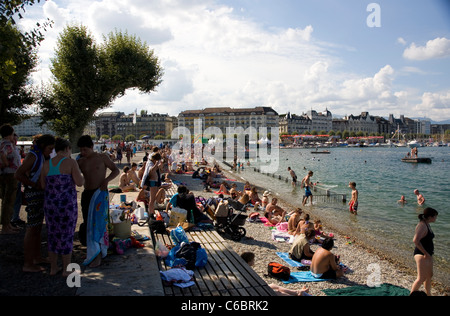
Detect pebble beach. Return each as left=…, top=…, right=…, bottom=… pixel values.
left=172, top=163, right=448, bottom=296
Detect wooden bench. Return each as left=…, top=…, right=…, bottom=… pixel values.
left=152, top=228, right=277, bottom=296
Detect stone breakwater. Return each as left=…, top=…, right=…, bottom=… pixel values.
left=172, top=165, right=447, bottom=296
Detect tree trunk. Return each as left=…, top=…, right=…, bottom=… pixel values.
left=68, top=127, right=85, bottom=155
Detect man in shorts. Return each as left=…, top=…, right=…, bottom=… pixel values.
left=287, top=167, right=297, bottom=188
left=349, top=182, right=359, bottom=214
left=301, top=171, right=314, bottom=206
left=77, top=136, right=119, bottom=260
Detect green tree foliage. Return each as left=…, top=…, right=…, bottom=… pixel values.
left=39, top=25, right=163, bottom=149
left=1, top=0, right=52, bottom=125
left=0, top=22, right=37, bottom=125
left=1, top=0, right=52, bottom=85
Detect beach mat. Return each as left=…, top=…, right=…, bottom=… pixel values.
left=276, top=252, right=305, bottom=267
left=282, top=271, right=330, bottom=283
left=322, top=283, right=410, bottom=296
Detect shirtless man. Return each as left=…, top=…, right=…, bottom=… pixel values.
left=264, top=197, right=286, bottom=224
left=301, top=171, right=314, bottom=206
left=288, top=167, right=297, bottom=187
left=119, top=166, right=136, bottom=192
left=77, top=136, right=119, bottom=253
left=414, top=189, right=425, bottom=206
left=349, top=182, right=359, bottom=215
left=310, top=238, right=344, bottom=280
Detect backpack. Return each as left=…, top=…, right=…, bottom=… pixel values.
left=267, top=262, right=291, bottom=281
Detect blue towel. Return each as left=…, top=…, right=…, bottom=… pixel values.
left=83, top=190, right=110, bottom=266
left=282, top=271, right=331, bottom=284
left=276, top=252, right=305, bottom=267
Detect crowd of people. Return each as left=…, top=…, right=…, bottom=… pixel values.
left=0, top=123, right=440, bottom=295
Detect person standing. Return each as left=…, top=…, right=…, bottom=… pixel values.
left=348, top=182, right=359, bottom=215
left=0, top=124, right=21, bottom=234
left=301, top=171, right=314, bottom=206
left=77, top=135, right=119, bottom=267
left=414, top=189, right=425, bottom=206
left=140, top=152, right=163, bottom=216
left=411, top=207, right=438, bottom=296
left=287, top=167, right=297, bottom=187
left=40, top=138, right=84, bottom=276
left=15, top=134, right=56, bottom=272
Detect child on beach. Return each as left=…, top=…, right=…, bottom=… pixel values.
left=348, top=182, right=358, bottom=215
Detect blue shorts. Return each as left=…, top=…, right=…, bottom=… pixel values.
left=305, top=187, right=312, bottom=197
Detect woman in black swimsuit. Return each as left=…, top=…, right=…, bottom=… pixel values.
left=411, top=207, right=438, bottom=296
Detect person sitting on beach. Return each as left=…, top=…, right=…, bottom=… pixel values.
left=261, top=191, right=270, bottom=210
left=127, top=163, right=141, bottom=188
left=264, top=198, right=287, bottom=225
left=289, top=229, right=316, bottom=262
left=229, top=183, right=242, bottom=200
left=294, top=213, right=314, bottom=236
left=118, top=166, right=137, bottom=192
left=244, top=181, right=252, bottom=194
left=287, top=208, right=303, bottom=235
left=314, top=219, right=333, bottom=238
left=310, top=237, right=344, bottom=280
left=249, top=187, right=261, bottom=205
left=414, top=189, right=425, bottom=206
left=218, top=181, right=230, bottom=195
left=398, top=195, right=407, bottom=205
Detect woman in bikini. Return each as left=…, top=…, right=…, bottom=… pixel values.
left=140, top=152, right=162, bottom=216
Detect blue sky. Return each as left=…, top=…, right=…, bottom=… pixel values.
left=19, top=0, right=450, bottom=121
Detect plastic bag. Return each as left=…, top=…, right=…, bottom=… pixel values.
left=168, top=207, right=187, bottom=227
left=155, top=240, right=169, bottom=258
left=170, top=226, right=189, bottom=246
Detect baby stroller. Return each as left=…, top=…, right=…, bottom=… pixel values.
left=214, top=198, right=248, bottom=241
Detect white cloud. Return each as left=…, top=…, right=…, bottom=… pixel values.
left=403, top=37, right=450, bottom=61
left=415, top=91, right=450, bottom=121
left=15, top=0, right=450, bottom=121
left=397, top=37, right=407, bottom=46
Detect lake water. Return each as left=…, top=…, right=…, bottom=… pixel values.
left=226, top=146, right=450, bottom=287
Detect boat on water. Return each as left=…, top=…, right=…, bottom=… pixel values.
left=408, top=140, right=422, bottom=148
left=401, top=157, right=432, bottom=164
left=311, top=150, right=331, bottom=154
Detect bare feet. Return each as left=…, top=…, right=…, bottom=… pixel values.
left=50, top=267, right=62, bottom=276
left=88, top=254, right=102, bottom=268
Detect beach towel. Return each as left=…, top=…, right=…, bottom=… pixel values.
left=276, top=252, right=305, bottom=267
left=322, top=283, right=410, bottom=296
left=272, top=231, right=295, bottom=243
left=83, top=189, right=110, bottom=266
left=282, top=271, right=331, bottom=283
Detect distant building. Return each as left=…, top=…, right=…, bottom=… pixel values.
left=13, top=115, right=54, bottom=137
left=95, top=111, right=177, bottom=139
left=178, top=107, right=279, bottom=135
left=346, top=112, right=378, bottom=134
left=279, top=112, right=312, bottom=135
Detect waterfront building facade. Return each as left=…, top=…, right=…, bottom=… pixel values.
left=178, top=107, right=279, bottom=135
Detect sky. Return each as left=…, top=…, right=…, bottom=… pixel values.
left=18, top=0, right=450, bottom=122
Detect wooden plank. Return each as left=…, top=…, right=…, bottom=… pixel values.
left=151, top=226, right=276, bottom=296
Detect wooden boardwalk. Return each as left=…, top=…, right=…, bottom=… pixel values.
left=153, top=228, right=277, bottom=296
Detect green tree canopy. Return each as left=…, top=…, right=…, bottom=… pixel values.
left=39, top=25, right=163, bottom=150
left=0, top=22, right=37, bottom=125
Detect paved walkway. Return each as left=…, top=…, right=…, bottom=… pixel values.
left=76, top=151, right=165, bottom=296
